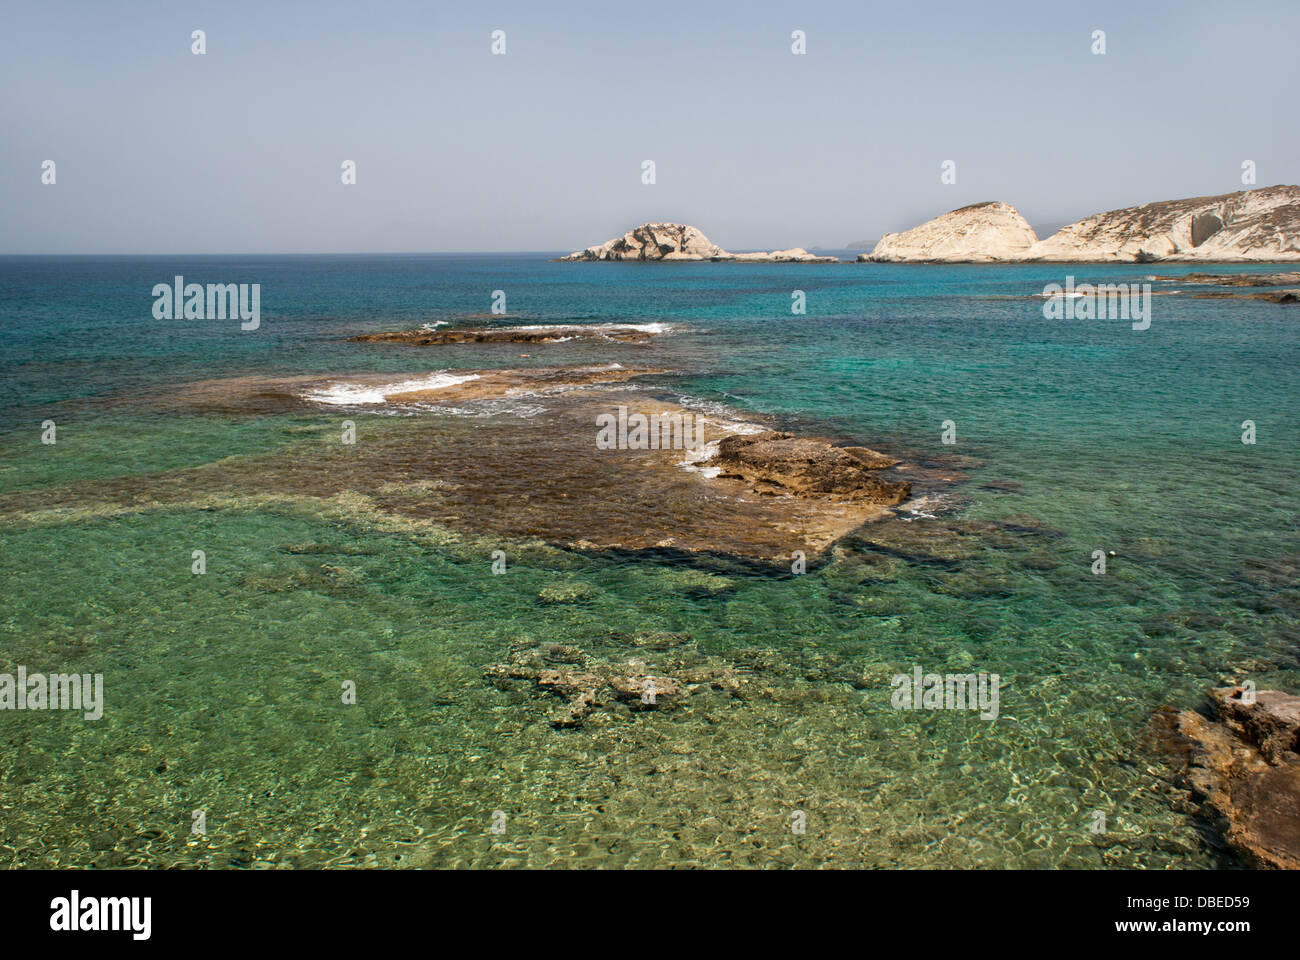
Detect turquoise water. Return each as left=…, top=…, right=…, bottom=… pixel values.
left=1, top=254, right=1296, bottom=868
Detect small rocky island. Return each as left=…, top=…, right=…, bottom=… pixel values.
left=557, top=223, right=838, bottom=263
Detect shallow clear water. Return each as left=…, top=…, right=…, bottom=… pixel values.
left=1, top=254, right=1296, bottom=868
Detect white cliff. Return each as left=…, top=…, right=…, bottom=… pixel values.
left=859, top=201, right=1038, bottom=263
left=857, top=187, right=1300, bottom=264
left=1025, top=185, right=1300, bottom=262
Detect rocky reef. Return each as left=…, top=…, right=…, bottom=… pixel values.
left=859, top=186, right=1300, bottom=263
left=859, top=201, right=1038, bottom=263
left=1174, top=686, right=1300, bottom=869
left=126, top=364, right=923, bottom=564
left=1192, top=289, right=1300, bottom=304
left=1152, top=271, right=1300, bottom=287
left=558, top=223, right=838, bottom=263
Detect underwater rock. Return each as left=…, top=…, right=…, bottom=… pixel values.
left=485, top=641, right=748, bottom=728
left=657, top=569, right=737, bottom=599
left=1175, top=686, right=1300, bottom=869
left=536, top=581, right=602, bottom=605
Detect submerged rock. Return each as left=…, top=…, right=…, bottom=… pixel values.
left=485, top=641, right=746, bottom=728
left=713, top=431, right=911, bottom=504
left=1175, top=686, right=1300, bottom=869
left=536, top=581, right=602, bottom=605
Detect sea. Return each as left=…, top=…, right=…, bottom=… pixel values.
left=1, top=253, right=1296, bottom=868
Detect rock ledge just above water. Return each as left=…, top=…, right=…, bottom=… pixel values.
left=1175, top=686, right=1300, bottom=869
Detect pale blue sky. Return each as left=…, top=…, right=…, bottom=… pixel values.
left=3, top=0, right=1297, bottom=253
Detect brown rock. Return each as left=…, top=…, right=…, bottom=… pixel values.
left=1209, top=687, right=1300, bottom=763
left=1175, top=686, right=1300, bottom=869
left=714, top=431, right=911, bottom=504
left=1192, top=289, right=1300, bottom=303
left=1154, top=271, right=1300, bottom=287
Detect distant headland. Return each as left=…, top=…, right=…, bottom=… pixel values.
left=558, top=186, right=1300, bottom=265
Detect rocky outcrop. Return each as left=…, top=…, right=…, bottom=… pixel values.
left=1152, top=271, right=1300, bottom=286
left=1175, top=686, right=1300, bottom=869
left=714, top=431, right=911, bottom=504
left=1026, top=186, right=1300, bottom=262
left=1193, top=289, right=1300, bottom=304
left=559, top=223, right=838, bottom=262
left=560, top=223, right=725, bottom=261
left=859, top=201, right=1039, bottom=263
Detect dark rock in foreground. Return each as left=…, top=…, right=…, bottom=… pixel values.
left=1176, top=686, right=1300, bottom=869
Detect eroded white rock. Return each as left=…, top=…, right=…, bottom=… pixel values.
left=860, top=201, right=1038, bottom=263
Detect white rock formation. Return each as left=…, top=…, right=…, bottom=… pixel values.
left=560, top=223, right=725, bottom=261
left=728, top=247, right=839, bottom=263
left=1025, top=185, right=1300, bottom=262
left=559, top=224, right=838, bottom=263
left=859, top=201, right=1038, bottom=263
left=856, top=187, right=1300, bottom=263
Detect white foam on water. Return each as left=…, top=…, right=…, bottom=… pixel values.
left=898, top=493, right=953, bottom=520
left=501, top=322, right=673, bottom=335
left=303, top=372, right=480, bottom=406
left=678, top=438, right=722, bottom=476
left=673, top=398, right=770, bottom=478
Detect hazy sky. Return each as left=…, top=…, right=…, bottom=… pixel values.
left=3, top=0, right=1298, bottom=253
